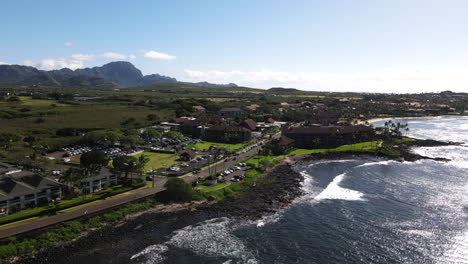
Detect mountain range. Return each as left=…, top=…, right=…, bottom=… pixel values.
left=0, top=61, right=237, bottom=89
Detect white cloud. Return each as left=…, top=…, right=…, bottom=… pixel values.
left=143, top=50, right=176, bottom=60
left=101, top=52, right=136, bottom=60
left=182, top=69, right=468, bottom=93
left=64, top=42, right=73, bottom=47
left=0, top=62, right=9, bottom=65
left=28, top=54, right=94, bottom=70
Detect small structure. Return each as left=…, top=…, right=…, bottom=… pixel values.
left=179, top=150, right=197, bottom=161
left=246, top=104, right=260, bottom=110
left=192, top=106, right=206, bottom=112
left=219, top=107, right=242, bottom=117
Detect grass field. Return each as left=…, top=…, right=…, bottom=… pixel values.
left=244, top=155, right=285, bottom=167
left=132, top=151, right=181, bottom=172
left=287, top=141, right=382, bottom=156
left=187, top=141, right=253, bottom=152
left=196, top=182, right=231, bottom=192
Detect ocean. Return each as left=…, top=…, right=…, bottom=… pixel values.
left=62, top=116, right=468, bottom=264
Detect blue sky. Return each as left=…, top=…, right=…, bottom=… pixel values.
left=1, top=0, right=468, bottom=92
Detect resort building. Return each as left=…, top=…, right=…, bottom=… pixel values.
left=283, top=125, right=373, bottom=149
left=79, top=168, right=118, bottom=194
left=0, top=164, right=62, bottom=215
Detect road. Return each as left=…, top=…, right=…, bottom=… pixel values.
left=0, top=138, right=271, bottom=239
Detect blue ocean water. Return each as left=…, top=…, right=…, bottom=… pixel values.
left=68, top=116, right=468, bottom=264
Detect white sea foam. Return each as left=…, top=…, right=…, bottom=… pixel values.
left=314, top=173, right=365, bottom=201
left=130, top=244, right=168, bottom=263
left=413, top=146, right=468, bottom=169
left=355, top=160, right=396, bottom=168
left=439, top=231, right=468, bottom=264
left=131, top=217, right=258, bottom=264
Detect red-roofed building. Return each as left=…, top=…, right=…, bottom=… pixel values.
left=192, top=106, right=206, bottom=112
left=242, top=119, right=258, bottom=131
left=246, top=104, right=260, bottom=110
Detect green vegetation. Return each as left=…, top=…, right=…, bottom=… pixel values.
left=0, top=198, right=159, bottom=263
left=244, top=155, right=285, bottom=167
left=162, top=178, right=194, bottom=202
left=287, top=141, right=382, bottom=156
left=0, top=182, right=145, bottom=226
left=394, top=137, right=417, bottom=144
left=131, top=152, right=181, bottom=173
left=187, top=141, right=254, bottom=152
left=196, top=168, right=264, bottom=201
left=196, top=182, right=231, bottom=192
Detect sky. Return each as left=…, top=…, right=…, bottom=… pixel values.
left=1, top=0, right=468, bottom=93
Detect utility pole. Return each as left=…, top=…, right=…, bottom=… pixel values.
left=152, top=167, right=155, bottom=188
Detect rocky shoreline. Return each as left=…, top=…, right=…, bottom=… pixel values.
left=21, top=139, right=455, bottom=263
left=23, top=164, right=305, bottom=263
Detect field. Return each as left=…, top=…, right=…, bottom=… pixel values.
left=196, top=182, right=231, bottom=192
left=287, top=141, right=382, bottom=156
left=244, top=155, right=285, bottom=167
left=187, top=141, right=253, bottom=152
left=131, top=152, right=181, bottom=172
left=0, top=99, right=174, bottom=134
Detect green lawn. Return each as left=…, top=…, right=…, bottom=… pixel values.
left=186, top=141, right=254, bottom=152
left=288, top=141, right=382, bottom=156
left=17, top=96, right=68, bottom=106
left=196, top=182, right=231, bottom=192
left=244, top=155, right=285, bottom=167
left=132, top=151, right=181, bottom=172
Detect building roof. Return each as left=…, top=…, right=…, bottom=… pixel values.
left=192, top=105, right=206, bottom=110
left=266, top=118, right=276, bottom=124
left=278, top=136, right=295, bottom=145
left=179, top=150, right=197, bottom=159
left=0, top=171, right=61, bottom=201
left=243, top=119, right=258, bottom=131
left=207, top=126, right=251, bottom=132
left=288, top=125, right=372, bottom=135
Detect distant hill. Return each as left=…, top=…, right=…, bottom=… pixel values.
left=0, top=64, right=121, bottom=89
left=267, top=87, right=303, bottom=94
left=0, top=61, right=237, bottom=89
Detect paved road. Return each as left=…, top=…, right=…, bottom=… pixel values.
left=0, top=139, right=270, bottom=239
left=0, top=177, right=168, bottom=239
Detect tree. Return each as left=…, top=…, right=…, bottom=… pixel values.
left=135, top=154, right=150, bottom=176
left=80, top=151, right=108, bottom=174
left=61, top=167, right=89, bottom=196
left=112, top=155, right=138, bottom=179
left=23, top=135, right=36, bottom=147
left=146, top=114, right=159, bottom=122
left=121, top=135, right=143, bottom=147
left=162, top=131, right=184, bottom=140
left=0, top=133, right=20, bottom=150
left=164, top=178, right=193, bottom=202
left=6, top=96, right=20, bottom=102
left=141, top=128, right=161, bottom=140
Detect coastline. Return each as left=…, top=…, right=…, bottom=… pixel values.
left=23, top=164, right=305, bottom=263
left=361, top=115, right=441, bottom=124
